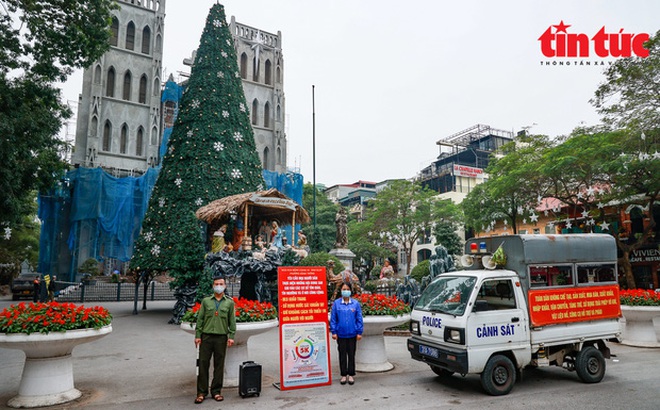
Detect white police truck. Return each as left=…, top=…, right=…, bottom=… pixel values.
left=407, top=234, right=622, bottom=395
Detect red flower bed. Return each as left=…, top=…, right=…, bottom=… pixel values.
left=0, top=302, right=112, bottom=334
left=181, top=297, right=277, bottom=323
left=354, top=294, right=411, bottom=317
left=620, top=289, right=660, bottom=306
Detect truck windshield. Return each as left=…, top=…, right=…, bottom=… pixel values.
left=415, top=276, right=477, bottom=316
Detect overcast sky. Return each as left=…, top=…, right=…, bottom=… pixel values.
left=62, top=0, right=659, bottom=187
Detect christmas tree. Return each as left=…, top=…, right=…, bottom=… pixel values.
left=131, top=3, right=264, bottom=289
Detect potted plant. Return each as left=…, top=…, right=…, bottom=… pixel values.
left=180, top=297, right=278, bottom=387
left=0, top=301, right=112, bottom=408
left=353, top=293, right=411, bottom=372
left=619, top=289, right=660, bottom=347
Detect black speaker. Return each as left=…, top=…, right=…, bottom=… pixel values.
left=239, top=361, right=262, bottom=398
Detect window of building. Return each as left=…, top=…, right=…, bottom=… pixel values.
left=153, top=78, right=159, bottom=96
left=240, top=53, right=248, bottom=79
left=264, top=102, right=270, bottom=128
left=126, top=22, right=135, bottom=50
left=139, top=75, right=147, bottom=104
left=151, top=126, right=158, bottom=145
left=103, top=121, right=112, bottom=151
left=123, top=71, right=132, bottom=100
left=141, top=26, right=151, bottom=54
left=276, top=66, right=281, bottom=83
left=276, top=105, right=281, bottom=122
left=94, top=65, right=102, bottom=84
left=417, top=249, right=431, bottom=263
left=265, top=59, right=272, bottom=85
left=252, top=56, right=259, bottom=82
left=106, top=67, right=115, bottom=97
left=251, top=99, right=258, bottom=125
left=90, top=116, right=98, bottom=137
left=263, top=147, right=269, bottom=170
left=136, top=127, right=144, bottom=156
left=110, top=17, right=119, bottom=46
left=576, top=263, right=617, bottom=285
left=120, top=124, right=128, bottom=154
left=155, top=34, right=162, bottom=52
left=276, top=147, right=281, bottom=165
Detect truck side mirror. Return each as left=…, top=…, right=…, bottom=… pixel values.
left=473, top=300, right=490, bottom=312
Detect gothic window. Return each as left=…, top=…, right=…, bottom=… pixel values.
left=136, top=127, right=144, bottom=156
left=251, top=99, right=258, bottom=125
left=126, top=22, right=135, bottom=50
left=120, top=124, right=128, bottom=154
left=94, top=65, right=102, bottom=84
left=110, top=17, right=119, bottom=46
left=277, top=147, right=282, bottom=165
left=139, top=75, right=148, bottom=103
left=265, top=60, right=272, bottom=85
left=103, top=121, right=112, bottom=151
left=276, top=66, right=281, bottom=83
left=91, top=116, right=98, bottom=137
left=141, top=26, right=151, bottom=54
left=240, top=53, right=248, bottom=79
left=263, top=147, right=270, bottom=170
left=155, top=34, right=162, bottom=52
left=264, top=102, right=270, bottom=128
left=252, top=55, right=259, bottom=82
left=123, top=71, right=132, bottom=100
left=151, top=126, right=158, bottom=145
left=106, top=67, right=115, bottom=97
left=153, top=78, right=159, bottom=96
left=277, top=105, right=281, bottom=122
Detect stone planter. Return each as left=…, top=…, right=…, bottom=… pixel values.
left=0, top=325, right=112, bottom=408
left=356, top=314, right=411, bottom=372
left=620, top=305, right=660, bottom=348
left=181, top=319, right=278, bottom=387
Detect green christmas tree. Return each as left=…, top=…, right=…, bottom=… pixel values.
left=131, top=3, right=264, bottom=289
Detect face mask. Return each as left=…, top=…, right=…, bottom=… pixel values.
left=341, top=290, right=351, bottom=298
left=213, top=285, right=225, bottom=294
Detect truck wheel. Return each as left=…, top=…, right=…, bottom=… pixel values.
left=481, top=355, right=516, bottom=396
left=575, top=346, right=605, bottom=383
left=430, top=365, right=454, bottom=377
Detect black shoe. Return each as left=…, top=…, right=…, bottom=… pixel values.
left=340, top=377, right=347, bottom=385
left=348, top=376, right=355, bottom=385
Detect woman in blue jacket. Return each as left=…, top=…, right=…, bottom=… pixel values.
left=330, top=282, right=363, bottom=385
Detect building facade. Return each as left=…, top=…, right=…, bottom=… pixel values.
left=72, top=0, right=166, bottom=176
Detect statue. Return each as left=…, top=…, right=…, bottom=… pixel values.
left=211, top=225, right=227, bottom=253
left=423, top=244, right=456, bottom=291
left=334, top=207, right=348, bottom=249
left=326, top=260, right=361, bottom=299
left=168, top=285, right=197, bottom=324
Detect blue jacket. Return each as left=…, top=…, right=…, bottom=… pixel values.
left=330, top=297, right=363, bottom=338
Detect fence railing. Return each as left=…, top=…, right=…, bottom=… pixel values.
left=56, top=281, right=177, bottom=303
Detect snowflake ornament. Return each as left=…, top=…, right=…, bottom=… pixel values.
left=187, top=130, right=193, bottom=138
left=175, top=178, right=183, bottom=187
left=213, top=19, right=221, bottom=27
left=191, top=99, right=200, bottom=109
left=239, top=103, right=246, bottom=112
left=214, top=142, right=225, bottom=152
left=3, top=227, right=11, bottom=240
left=168, top=146, right=174, bottom=155
left=257, top=183, right=264, bottom=191
left=145, top=231, right=154, bottom=242
left=217, top=71, right=224, bottom=78
left=151, top=245, right=161, bottom=257
left=195, top=198, right=203, bottom=206
left=222, top=110, right=229, bottom=118
left=231, top=169, right=242, bottom=179
left=235, top=71, right=240, bottom=78
left=158, top=198, right=165, bottom=208
left=221, top=51, right=228, bottom=58
left=226, top=39, right=231, bottom=46
left=233, top=132, right=243, bottom=142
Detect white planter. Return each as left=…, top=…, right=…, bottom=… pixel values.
left=181, top=319, right=278, bottom=387
left=620, top=305, right=660, bottom=348
left=0, top=325, right=112, bottom=408
left=356, top=314, right=410, bottom=372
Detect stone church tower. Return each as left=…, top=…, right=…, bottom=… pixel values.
left=72, top=0, right=166, bottom=176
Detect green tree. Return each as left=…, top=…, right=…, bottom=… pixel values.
left=0, top=196, right=40, bottom=268
left=357, top=180, right=460, bottom=276
left=130, top=4, right=264, bottom=288
left=432, top=221, right=462, bottom=256
left=301, top=183, right=338, bottom=253
left=347, top=218, right=394, bottom=280
left=0, top=0, right=116, bottom=227
left=591, top=30, right=660, bottom=132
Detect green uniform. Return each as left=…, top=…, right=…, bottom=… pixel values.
left=196, top=294, right=236, bottom=396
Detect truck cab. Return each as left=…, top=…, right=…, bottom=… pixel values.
left=407, top=234, right=622, bottom=395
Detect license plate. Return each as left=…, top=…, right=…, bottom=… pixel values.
left=419, top=345, right=439, bottom=359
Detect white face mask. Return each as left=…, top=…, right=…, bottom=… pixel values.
left=341, top=290, right=351, bottom=298
left=213, top=285, right=225, bottom=294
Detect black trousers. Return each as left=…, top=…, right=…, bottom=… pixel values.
left=336, top=336, right=357, bottom=377
left=197, top=333, right=228, bottom=396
